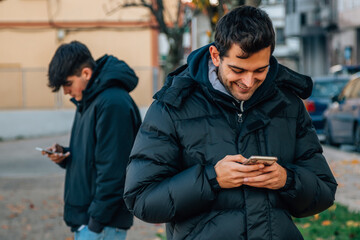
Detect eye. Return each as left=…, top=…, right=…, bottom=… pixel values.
left=231, top=68, right=244, bottom=74
left=255, top=68, right=267, bottom=73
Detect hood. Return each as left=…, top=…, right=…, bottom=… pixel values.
left=187, top=43, right=313, bottom=103
left=187, top=43, right=280, bottom=110
left=76, top=55, right=138, bottom=109
left=155, top=43, right=312, bottom=109
left=275, top=65, right=313, bottom=99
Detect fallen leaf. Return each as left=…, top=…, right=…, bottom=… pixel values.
left=314, top=214, right=320, bottom=220
left=25, top=224, right=31, bottom=231
left=157, top=228, right=165, bottom=233
left=1, top=225, right=9, bottom=230
left=7, top=213, right=18, bottom=219
left=328, top=204, right=337, bottom=211
left=302, top=223, right=311, bottom=228
left=321, top=220, right=332, bottom=226
left=6, top=204, right=25, bottom=214
left=351, top=159, right=360, bottom=164
left=346, top=221, right=360, bottom=227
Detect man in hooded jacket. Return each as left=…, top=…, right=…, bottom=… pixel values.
left=43, top=41, right=141, bottom=239
left=124, top=6, right=337, bottom=240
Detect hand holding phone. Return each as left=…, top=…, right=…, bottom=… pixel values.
left=35, top=147, right=56, bottom=155
left=36, top=144, right=70, bottom=164
left=243, top=156, right=278, bottom=166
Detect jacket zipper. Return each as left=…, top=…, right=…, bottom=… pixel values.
left=236, top=101, right=244, bottom=122
left=256, top=130, right=273, bottom=240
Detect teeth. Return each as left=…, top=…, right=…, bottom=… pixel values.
left=235, top=82, right=247, bottom=89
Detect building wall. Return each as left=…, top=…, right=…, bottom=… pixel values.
left=338, top=0, right=360, bottom=28
left=333, top=1, right=360, bottom=66
left=261, top=0, right=300, bottom=71
left=0, top=0, right=158, bottom=109
left=330, top=29, right=357, bottom=66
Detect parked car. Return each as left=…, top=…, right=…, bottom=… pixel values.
left=324, top=73, right=360, bottom=151
left=304, top=76, right=350, bottom=140
left=330, top=64, right=360, bottom=76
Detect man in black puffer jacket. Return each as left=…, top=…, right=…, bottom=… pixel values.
left=124, top=6, right=337, bottom=240
left=43, top=41, right=141, bottom=239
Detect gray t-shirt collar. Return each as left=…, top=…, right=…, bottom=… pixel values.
left=208, top=59, right=233, bottom=98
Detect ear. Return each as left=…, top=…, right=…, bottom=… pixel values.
left=81, top=67, right=93, bottom=81
left=209, top=45, right=221, bottom=67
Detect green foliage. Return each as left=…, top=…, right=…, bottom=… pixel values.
left=156, top=232, right=167, bottom=240
left=155, top=203, right=360, bottom=240
left=293, top=203, right=360, bottom=240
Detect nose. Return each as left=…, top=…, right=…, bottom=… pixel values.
left=242, top=72, right=254, bottom=88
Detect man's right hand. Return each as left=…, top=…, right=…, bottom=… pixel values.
left=42, top=143, right=70, bottom=164
left=214, top=154, right=265, bottom=188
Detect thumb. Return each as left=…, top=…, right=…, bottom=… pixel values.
left=223, top=154, right=246, bottom=163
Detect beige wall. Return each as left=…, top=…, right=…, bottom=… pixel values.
left=0, top=69, right=23, bottom=108
left=0, top=0, right=158, bottom=109
left=0, top=0, right=151, bottom=22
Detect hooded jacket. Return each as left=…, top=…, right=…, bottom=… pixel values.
left=124, top=44, right=337, bottom=240
left=60, top=55, right=141, bottom=232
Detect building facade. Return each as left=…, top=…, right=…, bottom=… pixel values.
left=285, top=0, right=360, bottom=77
left=0, top=0, right=160, bottom=109
left=331, top=0, right=360, bottom=68
left=260, top=0, right=300, bottom=71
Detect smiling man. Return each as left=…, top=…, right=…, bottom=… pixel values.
left=44, top=41, right=142, bottom=240
left=124, top=6, right=337, bottom=240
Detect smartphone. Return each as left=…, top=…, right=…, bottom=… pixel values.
left=243, top=156, right=278, bottom=166
left=35, top=147, right=55, bottom=155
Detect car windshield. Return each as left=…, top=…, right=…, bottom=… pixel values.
left=312, top=81, right=348, bottom=98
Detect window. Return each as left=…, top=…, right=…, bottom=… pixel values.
left=276, top=27, right=285, bottom=45
left=301, top=13, right=307, bottom=26
left=285, top=0, right=292, bottom=14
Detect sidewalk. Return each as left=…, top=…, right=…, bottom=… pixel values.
left=0, top=174, right=164, bottom=240
left=0, top=133, right=163, bottom=240
left=0, top=108, right=148, bottom=141
left=0, top=109, right=359, bottom=239
left=0, top=109, right=74, bottom=141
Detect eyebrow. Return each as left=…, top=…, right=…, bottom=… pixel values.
left=228, top=64, right=269, bottom=71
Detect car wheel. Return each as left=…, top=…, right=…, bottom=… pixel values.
left=324, top=122, right=340, bottom=147
left=354, top=125, right=360, bottom=152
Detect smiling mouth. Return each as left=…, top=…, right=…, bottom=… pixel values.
left=234, top=82, right=249, bottom=90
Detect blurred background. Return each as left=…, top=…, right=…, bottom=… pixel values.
left=0, top=0, right=358, bottom=113
left=2, top=0, right=360, bottom=142
left=1, top=0, right=360, bottom=239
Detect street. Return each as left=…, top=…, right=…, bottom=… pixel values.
left=0, top=134, right=164, bottom=240
left=322, top=144, right=360, bottom=212
left=0, top=134, right=359, bottom=239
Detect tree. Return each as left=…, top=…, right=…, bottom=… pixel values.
left=104, top=0, right=262, bottom=75
left=104, top=0, right=193, bottom=75
left=192, top=0, right=261, bottom=33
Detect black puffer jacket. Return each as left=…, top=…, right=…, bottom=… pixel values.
left=60, top=55, right=141, bottom=232
left=124, top=44, right=337, bottom=240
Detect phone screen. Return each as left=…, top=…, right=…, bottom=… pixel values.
left=244, top=156, right=278, bottom=166
left=35, top=147, right=54, bottom=154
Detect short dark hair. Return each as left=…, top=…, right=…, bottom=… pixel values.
left=214, top=6, right=275, bottom=59
left=48, top=41, right=96, bottom=92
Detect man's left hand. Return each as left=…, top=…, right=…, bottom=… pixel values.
left=242, top=163, right=287, bottom=190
